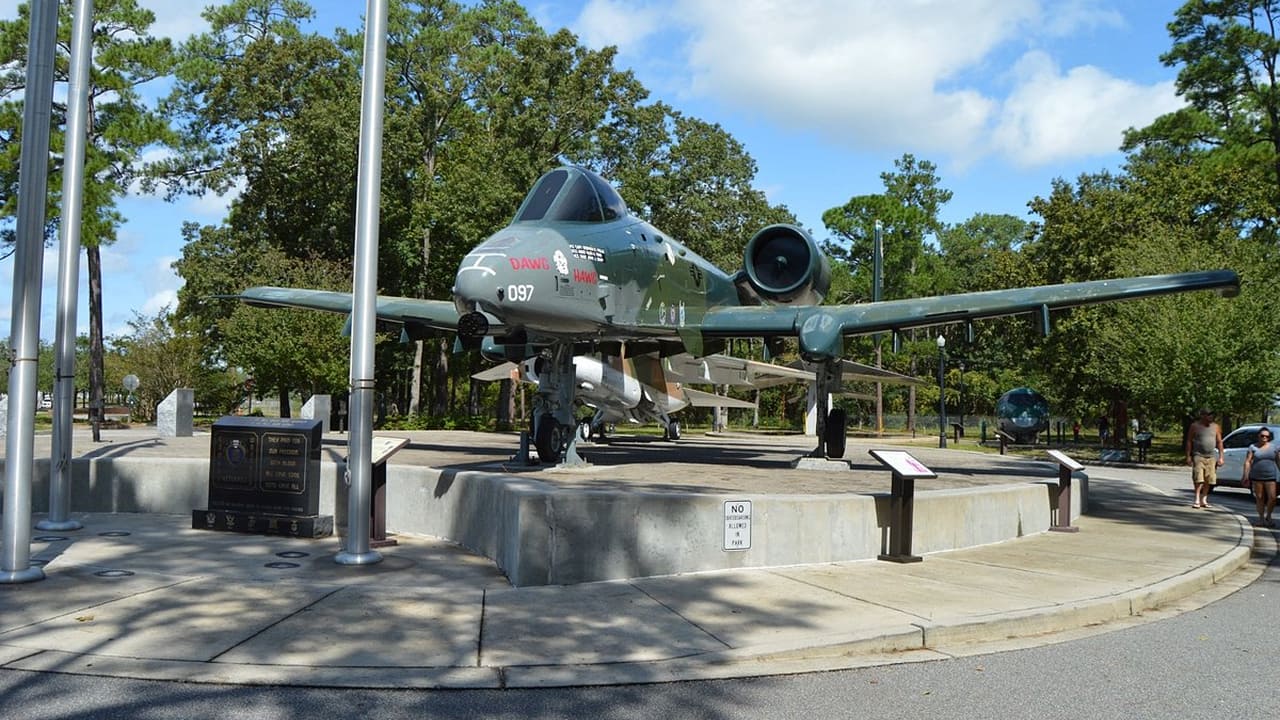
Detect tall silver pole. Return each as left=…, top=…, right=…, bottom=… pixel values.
left=335, top=0, right=388, bottom=566
left=873, top=219, right=883, bottom=436
left=40, top=0, right=94, bottom=534
left=2, top=0, right=59, bottom=584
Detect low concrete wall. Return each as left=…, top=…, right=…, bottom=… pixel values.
left=382, top=464, right=1084, bottom=586
left=4, top=457, right=1084, bottom=587
left=11, top=457, right=346, bottom=520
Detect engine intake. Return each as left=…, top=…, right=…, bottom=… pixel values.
left=742, top=224, right=831, bottom=305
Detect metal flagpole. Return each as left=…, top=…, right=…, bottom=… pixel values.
left=2, top=0, right=59, bottom=584
left=335, top=0, right=388, bottom=566
left=40, top=0, right=94, bottom=534
left=873, top=219, right=884, bottom=436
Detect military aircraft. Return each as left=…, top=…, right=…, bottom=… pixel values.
left=239, top=166, right=1240, bottom=465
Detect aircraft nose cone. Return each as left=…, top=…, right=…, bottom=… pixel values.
left=455, top=266, right=494, bottom=304
left=453, top=261, right=500, bottom=312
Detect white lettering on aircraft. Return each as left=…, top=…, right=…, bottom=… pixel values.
left=506, top=284, right=535, bottom=302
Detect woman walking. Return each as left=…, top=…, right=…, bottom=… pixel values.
left=1242, top=428, right=1279, bottom=527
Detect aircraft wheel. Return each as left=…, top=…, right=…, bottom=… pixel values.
left=578, top=420, right=592, bottom=442
left=534, top=414, right=562, bottom=464
left=825, top=408, right=848, bottom=458
left=666, top=420, right=681, bottom=441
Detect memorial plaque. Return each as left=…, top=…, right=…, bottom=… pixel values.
left=193, top=416, right=332, bottom=537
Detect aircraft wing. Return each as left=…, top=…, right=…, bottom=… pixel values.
left=237, top=286, right=460, bottom=333
left=665, top=353, right=814, bottom=389
left=681, top=387, right=757, bottom=409
left=838, top=359, right=925, bottom=385
left=787, top=358, right=926, bottom=386
left=698, top=270, right=1240, bottom=359
left=471, top=362, right=521, bottom=383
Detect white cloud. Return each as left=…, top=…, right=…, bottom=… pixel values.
left=138, top=1, right=221, bottom=42
left=990, top=51, right=1183, bottom=167
left=188, top=176, right=244, bottom=219
left=625, top=0, right=1179, bottom=170
left=576, top=0, right=663, bottom=55
left=675, top=0, right=1037, bottom=152
left=0, top=1, right=219, bottom=42
left=140, top=288, right=178, bottom=317
left=1039, top=0, right=1125, bottom=37
left=97, top=242, right=135, bottom=276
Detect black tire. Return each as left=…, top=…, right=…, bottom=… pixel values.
left=534, top=414, right=562, bottom=464
left=667, top=420, right=681, bottom=441
left=825, top=408, right=848, bottom=458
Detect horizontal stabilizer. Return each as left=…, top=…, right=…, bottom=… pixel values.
left=471, top=362, right=521, bottom=383
left=683, top=387, right=757, bottom=409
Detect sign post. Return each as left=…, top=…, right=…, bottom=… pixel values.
left=1045, top=450, right=1084, bottom=532
left=869, top=449, right=937, bottom=563
left=366, top=436, right=409, bottom=547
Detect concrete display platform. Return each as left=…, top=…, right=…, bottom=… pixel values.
left=0, top=427, right=1264, bottom=688
left=5, top=428, right=1086, bottom=585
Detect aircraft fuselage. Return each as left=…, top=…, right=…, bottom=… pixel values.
left=451, top=166, right=748, bottom=352
left=454, top=216, right=738, bottom=344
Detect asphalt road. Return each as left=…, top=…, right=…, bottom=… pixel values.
left=1, top=468, right=1274, bottom=720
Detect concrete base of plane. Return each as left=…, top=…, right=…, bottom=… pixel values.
left=790, top=456, right=853, bottom=471
left=6, top=429, right=1085, bottom=588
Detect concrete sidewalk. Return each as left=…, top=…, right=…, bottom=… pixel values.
left=0, top=472, right=1261, bottom=688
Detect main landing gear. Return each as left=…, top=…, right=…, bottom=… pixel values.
left=824, top=408, right=847, bottom=458
left=533, top=412, right=574, bottom=465
left=664, top=419, right=681, bottom=441
left=529, top=342, right=588, bottom=466
left=808, top=359, right=847, bottom=460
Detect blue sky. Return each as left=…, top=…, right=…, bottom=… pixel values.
left=1, top=0, right=1186, bottom=343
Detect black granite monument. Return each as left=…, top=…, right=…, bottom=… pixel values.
left=192, top=416, right=333, bottom=537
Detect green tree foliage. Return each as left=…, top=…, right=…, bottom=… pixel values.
left=1, top=0, right=173, bottom=249
left=0, top=0, right=176, bottom=436
left=110, top=308, right=241, bottom=422
left=1103, top=0, right=1280, bottom=426
left=1025, top=152, right=1277, bottom=427
left=158, top=0, right=794, bottom=424
left=606, top=112, right=795, bottom=270
left=931, top=214, right=1042, bottom=407
left=1124, top=0, right=1280, bottom=213
left=821, top=154, right=952, bottom=303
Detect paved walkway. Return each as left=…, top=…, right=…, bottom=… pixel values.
left=0, top=430, right=1265, bottom=688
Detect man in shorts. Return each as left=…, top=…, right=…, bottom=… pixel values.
left=1185, top=408, right=1224, bottom=508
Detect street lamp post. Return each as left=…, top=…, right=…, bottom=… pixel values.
left=937, top=335, right=947, bottom=448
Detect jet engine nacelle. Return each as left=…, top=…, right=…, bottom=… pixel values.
left=742, top=224, right=831, bottom=305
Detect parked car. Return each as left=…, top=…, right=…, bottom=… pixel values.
left=1217, top=423, right=1280, bottom=489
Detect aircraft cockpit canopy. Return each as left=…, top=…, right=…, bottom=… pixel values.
left=514, top=167, right=628, bottom=224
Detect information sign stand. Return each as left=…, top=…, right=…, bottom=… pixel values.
left=869, top=449, right=937, bottom=563
left=1045, top=450, right=1084, bottom=533
left=366, top=436, right=409, bottom=547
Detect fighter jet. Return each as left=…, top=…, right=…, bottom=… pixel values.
left=239, top=166, right=1240, bottom=465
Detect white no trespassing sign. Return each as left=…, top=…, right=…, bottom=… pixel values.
left=723, top=500, right=752, bottom=551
